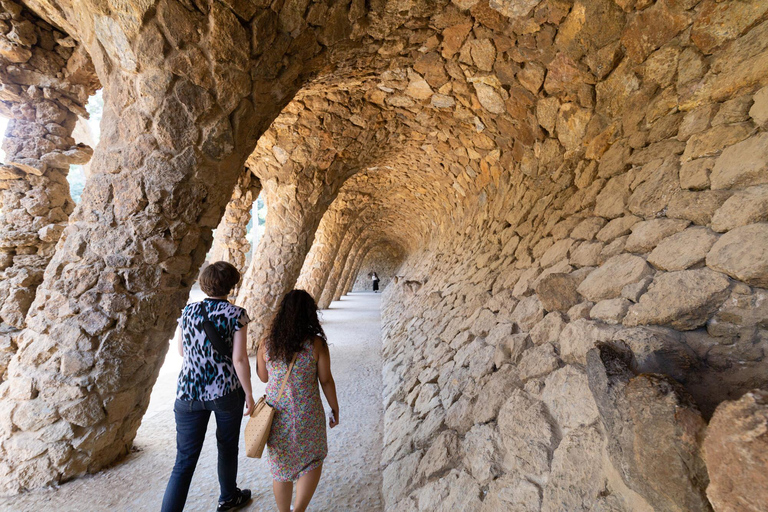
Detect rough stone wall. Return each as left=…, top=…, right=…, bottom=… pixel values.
left=0, top=0, right=365, bottom=494
left=352, top=243, right=404, bottom=292
left=0, top=0, right=96, bottom=332
left=378, top=2, right=768, bottom=510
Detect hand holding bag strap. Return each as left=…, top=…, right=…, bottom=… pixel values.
left=275, top=352, right=299, bottom=402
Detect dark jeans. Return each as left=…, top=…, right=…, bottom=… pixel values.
left=161, top=388, right=245, bottom=512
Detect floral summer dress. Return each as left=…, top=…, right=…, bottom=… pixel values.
left=265, top=341, right=328, bottom=482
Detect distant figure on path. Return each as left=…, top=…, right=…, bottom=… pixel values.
left=371, top=271, right=380, bottom=292
left=257, top=289, right=340, bottom=512
left=161, top=261, right=255, bottom=512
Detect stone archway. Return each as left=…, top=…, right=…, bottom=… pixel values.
left=0, top=1, right=766, bottom=510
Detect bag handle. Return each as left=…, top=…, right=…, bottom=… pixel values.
left=275, top=352, right=299, bottom=402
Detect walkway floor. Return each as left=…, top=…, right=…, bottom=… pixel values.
left=0, top=292, right=384, bottom=512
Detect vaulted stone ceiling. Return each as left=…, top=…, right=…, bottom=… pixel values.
left=1, top=0, right=767, bottom=509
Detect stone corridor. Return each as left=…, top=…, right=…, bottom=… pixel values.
left=1, top=0, right=768, bottom=510
left=0, top=291, right=384, bottom=512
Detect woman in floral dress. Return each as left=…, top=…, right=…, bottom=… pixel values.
left=257, top=289, right=339, bottom=512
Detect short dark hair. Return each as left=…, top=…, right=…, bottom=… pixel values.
left=199, top=261, right=241, bottom=297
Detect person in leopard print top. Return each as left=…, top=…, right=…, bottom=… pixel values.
left=161, top=261, right=255, bottom=512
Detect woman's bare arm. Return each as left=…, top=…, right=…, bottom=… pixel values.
left=256, top=342, right=269, bottom=383
left=316, top=338, right=339, bottom=428
left=232, top=328, right=255, bottom=415
left=176, top=327, right=183, bottom=357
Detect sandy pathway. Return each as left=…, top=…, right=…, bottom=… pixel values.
left=0, top=292, right=384, bottom=512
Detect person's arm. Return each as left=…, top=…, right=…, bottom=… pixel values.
left=256, top=341, right=269, bottom=383
left=232, top=328, right=255, bottom=416
left=315, top=338, right=339, bottom=428
left=176, top=327, right=183, bottom=357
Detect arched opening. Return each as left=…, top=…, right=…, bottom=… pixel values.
left=0, top=1, right=767, bottom=511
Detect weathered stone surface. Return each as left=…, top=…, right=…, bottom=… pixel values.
left=541, top=365, right=599, bottom=434
left=611, top=327, right=699, bottom=384
left=560, top=319, right=620, bottom=364
left=482, top=475, right=541, bottom=512
left=534, top=273, right=581, bottom=312
left=750, top=86, right=768, bottom=127
left=383, top=451, right=422, bottom=506
left=679, top=158, right=715, bottom=190
left=706, top=223, right=768, bottom=287
left=703, top=390, right=768, bottom=512
left=596, top=215, right=641, bottom=242
left=692, top=0, right=768, bottom=54
left=518, top=343, right=560, bottom=381
left=462, top=423, right=503, bottom=483
left=417, top=430, right=459, bottom=481
left=627, top=158, right=681, bottom=218
left=511, top=295, right=545, bottom=331
left=498, top=389, right=555, bottom=478
left=586, top=343, right=710, bottom=512
left=625, top=269, right=731, bottom=330
left=708, top=288, right=768, bottom=338
left=473, top=366, right=521, bottom=423
left=711, top=185, right=768, bottom=232
left=624, top=218, right=689, bottom=253
left=542, top=425, right=605, bottom=512
left=648, top=227, right=720, bottom=271
left=666, top=190, right=732, bottom=226
left=2, top=0, right=768, bottom=502
left=530, top=312, right=566, bottom=345
left=710, top=133, right=768, bottom=190
left=578, top=254, right=654, bottom=302
left=591, top=298, right=631, bottom=325
left=489, top=0, right=542, bottom=19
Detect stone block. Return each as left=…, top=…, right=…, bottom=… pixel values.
left=518, top=343, right=561, bottom=381
left=666, top=189, right=731, bottom=225
left=624, top=269, right=731, bottom=330
left=534, top=273, right=581, bottom=312
left=590, top=298, right=631, bottom=324
left=706, top=223, right=768, bottom=287
left=462, top=423, right=503, bottom=483
left=647, top=226, right=720, bottom=271
left=511, top=295, right=545, bottom=331
left=542, top=425, right=605, bottom=512
left=710, top=132, right=768, bottom=190
left=577, top=253, right=653, bottom=302
left=586, top=343, right=710, bottom=512
left=530, top=312, right=566, bottom=345
left=749, top=86, right=768, bottom=127
left=624, top=218, right=689, bottom=253
left=542, top=365, right=599, bottom=434
left=560, top=318, right=620, bottom=364
left=498, top=389, right=555, bottom=478
left=711, top=185, right=768, bottom=232
left=703, top=390, right=768, bottom=512
left=679, top=157, right=715, bottom=190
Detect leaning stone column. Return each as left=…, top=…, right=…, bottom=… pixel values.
left=296, top=205, right=356, bottom=302
left=209, top=169, right=261, bottom=278
left=337, top=238, right=373, bottom=300
left=318, top=219, right=369, bottom=309
left=0, top=4, right=97, bottom=382
left=344, top=243, right=375, bottom=296
left=0, top=0, right=326, bottom=491
left=237, top=178, right=336, bottom=350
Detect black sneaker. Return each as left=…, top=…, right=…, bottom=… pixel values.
left=217, top=488, right=252, bottom=511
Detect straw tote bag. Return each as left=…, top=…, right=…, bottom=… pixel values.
left=244, top=352, right=298, bottom=458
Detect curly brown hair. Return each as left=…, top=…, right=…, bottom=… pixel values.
left=266, top=289, right=327, bottom=364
